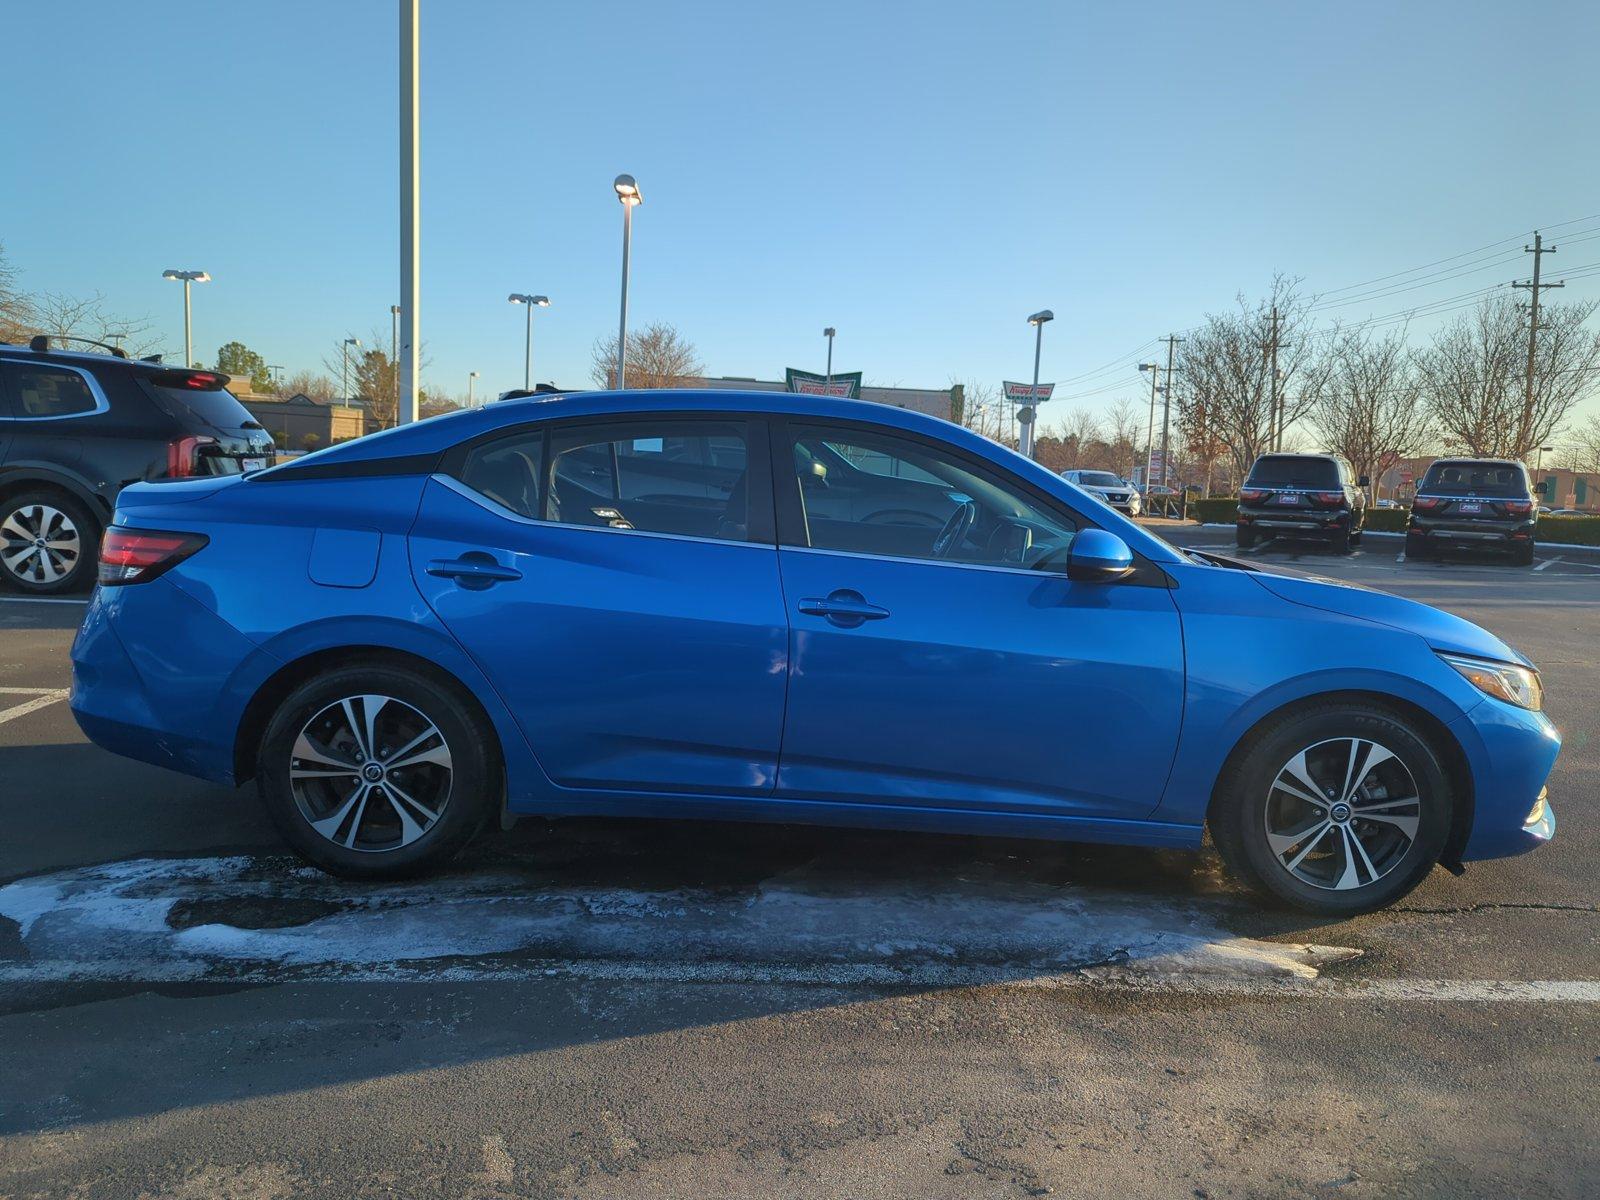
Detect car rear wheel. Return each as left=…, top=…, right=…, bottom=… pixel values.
left=1235, top=526, right=1256, bottom=549
left=1511, top=542, right=1535, bottom=566
left=1209, top=703, right=1453, bottom=915
left=0, top=489, right=99, bottom=595
left=1328, top=525, right=1351, bottom=554
left=1404, top=532, right=1429, bottom=560
left=257, top=664, right=499, bottom=879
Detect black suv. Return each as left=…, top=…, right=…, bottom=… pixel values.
left=0, top=338, right=275, bottom=594
left=1235, top=453, right=1368, bottom=552
left=1405, top=458, right=1536, bottom=565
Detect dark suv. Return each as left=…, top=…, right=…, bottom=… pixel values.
left=0, top=338, right=275, bottom=594
left=1235, top=453, right=1368, bottom=552
left=1405, top=458, right=1537, bottom=565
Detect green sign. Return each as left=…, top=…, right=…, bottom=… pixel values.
left=785, top=368, right=861, bottom=399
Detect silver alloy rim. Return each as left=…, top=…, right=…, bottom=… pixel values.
left=1263, top=737, right=1422, bottom=891
left=0, top=504, right=80, bottom=585
left=289, top=694, right=453, bottom=853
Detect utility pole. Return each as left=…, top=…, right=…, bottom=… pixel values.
left=1138, top=361, right=1161, bottom=487
left=1513, top=231, right=1563, bottom=458
left=1262, top=306, right=1285, bottom=451
left=1159, top=333, right=1183, bottom=492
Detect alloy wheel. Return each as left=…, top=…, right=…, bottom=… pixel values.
left=0, top=504, right=80, bottom=586
left=1263, top=736, right=1421, bottom=891
left=289, top=694, right=454, bottom=853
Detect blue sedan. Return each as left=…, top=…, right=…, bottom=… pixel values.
left=69, top=390, right=1558, bottom=914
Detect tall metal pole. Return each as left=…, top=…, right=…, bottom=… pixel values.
left=523, top=302, right=533, bottom=390
left=1514, top=232, right=1562, bottom=457
left=617, top=200, right=632, bottom=388
left=182, top=278, right=193, bottom=367
left=1025, top=319, right=1044, bottom=460
left=1144, top=367, right=1160, bottom=486
left=1160, top=333, right=1183, bottom=491
left=824, top=327, right=835, bottom=383
left=390, top=305, right=400, bottom=417
left=398, top=0, right=420, bottom=425
left=341, top=341, right=350, bottom=405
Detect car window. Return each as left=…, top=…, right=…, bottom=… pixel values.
left=1419, top=461, right=1529, bottom=496
left=786, top=424, right=1077, bottom=570
left=0, top=362, right=101, bottom=418
left=1246, top=455, right=1340, bottom=489
left=547, top=420, right=754, bottom=541
left=1077, top=471, right=1123, bottom=488
left=459, top=431, right=544, bottom=518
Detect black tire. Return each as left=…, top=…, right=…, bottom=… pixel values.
left=1235, top=526, right=1256, bottom=549
left=0, top=488, right=100, bottom=595
left=1511, top=542, right=1535, bottom=567
left=1328, top=525, right=1351, bottom=554
left=257, top=663, right=500, bottom=879
left=1404, top=532, right=1429, bottom=561
left=1209, top=702, right=1454, bottom=915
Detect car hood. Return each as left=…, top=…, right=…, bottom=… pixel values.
left=1244, top=561, right=1531, bottom=666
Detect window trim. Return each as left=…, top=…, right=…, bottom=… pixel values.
left=0, top=358, right=112, bottom=421
left=440, top=411, right=776, bottom=546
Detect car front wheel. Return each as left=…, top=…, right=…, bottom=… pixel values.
left=1210, top=703, right=1454, bottom=915
left=257, top=664, right=499, bottom=878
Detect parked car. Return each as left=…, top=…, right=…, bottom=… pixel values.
left=1405, top=459, right=1537, bottom=565
left=1060, top=469, right=1142, bottom=516
left=0, top=337, right=274, bottom=594
left=1546, top=508, right=1585, bottom=518
left=70, top=390, right=1558, bottom=915
left=1235, top=453, right=1368, bottom=552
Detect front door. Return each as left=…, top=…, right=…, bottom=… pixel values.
left=772, top=420, right=1185, bottom=819
left=410, top=415, right=788, bottom=795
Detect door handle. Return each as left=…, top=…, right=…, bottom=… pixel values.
left=426, top=555, right=522, bottom=589
left=798, top=590, right=890, bottom=628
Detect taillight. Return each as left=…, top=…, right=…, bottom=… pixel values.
left=97, top=528, right=208, bottom=586
left=166, top=435, right=218, bottom=478
left=1503, top=500, right=1533, bottom=517
left=1239, top=488, right=1267, bottom=502
left=1315, top=491, right=1345, bottom=506
left=1412, top=496, right=1444, bottom=511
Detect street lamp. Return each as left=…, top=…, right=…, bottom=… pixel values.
left=508, top=293, right=552, bottom=390
left=161, top=269, right=210, bottom=366
left=341, top=337, right=361, bottom=404
left=1536, top=444, right=1554, bottom=473
left=1020, top=310, right=1054, bottom=460
left=468, top=370, right=480, bottom=408
left=1138, top=363, right=1162, bottom=487
left=823, top=327, right=836, bottom=384
left=268, top=364, right=284, bottom=392
left=390, top=305, right=401, bottom=416
left=613, top=173, right=641, bottom=388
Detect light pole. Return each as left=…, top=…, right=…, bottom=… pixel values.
left=161, top=269, right=210, bottom=366
left=268, top=364, right=284, bottom=391
left=508, top=294, right=551, bottom=390
left=1138, top=362, right=1161, bottom=488
left=390, top=305, right=401, bottom=417
left=823, top=327, right=836, bottom=384
left=398, top=0, right=420, bottom=424
left=468, top=370, right=479, bottom=408
left=613, top=174, right=641, bottom=388
left=1022, top=310, right=1053, bottom=460
left=341, top=337, right=361, bottom=404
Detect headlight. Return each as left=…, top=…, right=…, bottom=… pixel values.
left=1439, top=652, right=1543, bottom=711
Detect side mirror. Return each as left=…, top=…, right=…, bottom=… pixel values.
left=1357, top=474, right=1370, bottom=488
left=801, top=460, right=829, bottom=490
left=1067, top=528, right=1134, bottom=583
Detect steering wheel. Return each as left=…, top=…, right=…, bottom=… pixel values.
left=932, top=501, right=978, bottom=558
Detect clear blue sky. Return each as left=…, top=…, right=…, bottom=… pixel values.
left=4, top=0, right=1598, bottom=427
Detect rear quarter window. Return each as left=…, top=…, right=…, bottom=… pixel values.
left=0, top=362, right=104, bottom=418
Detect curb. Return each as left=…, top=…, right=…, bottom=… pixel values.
left=1193, top=523, right=1600, bottom=555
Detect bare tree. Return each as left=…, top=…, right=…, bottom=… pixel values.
left=1310, top=325, right=1432, bottom=499
left=278, top=370, right=337, bottom=403
left=1564, top=409, right=1600, bottom=474
left=1417, top=293, right=1600, bottom=459
left=1103, top=397, right=1143, bottom=479
left=589, top=322, right=704, bottom=389
left=1176, top=277, right=1330, bottom=479
left=952, top=378, right=1008, bottom=444
left=28, top=290, right=158, bottom=357
left=0, top=242, right=32, bottom=344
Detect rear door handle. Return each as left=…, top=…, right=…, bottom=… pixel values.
left=426, top=555, right=522, bottom=589
left=798, top=589, right=890, bottom=628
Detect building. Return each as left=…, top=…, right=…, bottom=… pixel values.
left=227, top=379, right=370, bottom=452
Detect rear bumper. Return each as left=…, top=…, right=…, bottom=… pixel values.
left=70, top=580, right=257, bottom=785
left=1238, top=506, right=1350, bottom=532
left=1409, top=518, right=1534, bottom=546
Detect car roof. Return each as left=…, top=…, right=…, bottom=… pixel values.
left=0, top=342, right=176, bottom=376
left=1428, top=457, right=1524, bottom=468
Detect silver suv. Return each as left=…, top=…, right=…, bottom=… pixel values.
left=1060, top=469, right=1142, bottom=516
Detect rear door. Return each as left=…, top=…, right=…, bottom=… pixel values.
left=409, top=414, right=790, bottom=796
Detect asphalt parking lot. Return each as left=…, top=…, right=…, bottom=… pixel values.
left=2, top=535, right=1597, bottom=1199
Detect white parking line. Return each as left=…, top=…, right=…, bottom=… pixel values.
left=1535, top=557, right=1561, bottom=572
left=0, top=689, right=70, bottom=725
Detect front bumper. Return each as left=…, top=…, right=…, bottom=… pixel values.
left=1448, top=699, right=1562, bottom=861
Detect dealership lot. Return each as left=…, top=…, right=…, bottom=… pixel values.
left=2, top=541, right=1597, bottom=1198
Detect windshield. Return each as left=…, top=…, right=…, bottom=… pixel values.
left=1419, top=461, right=1529, bottom=497
left=1077, top=472, right=1124, bottom=488
left=1246, top=455, right=1340, bottom=489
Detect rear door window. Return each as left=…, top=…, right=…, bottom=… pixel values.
left=0, top=362, right=103, bottom=418
left=458, top=431, right=543, bottom=518
left=1246, top=456, right=1340, bottom=489
left=1419, top=462, right=1529, bottom=497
